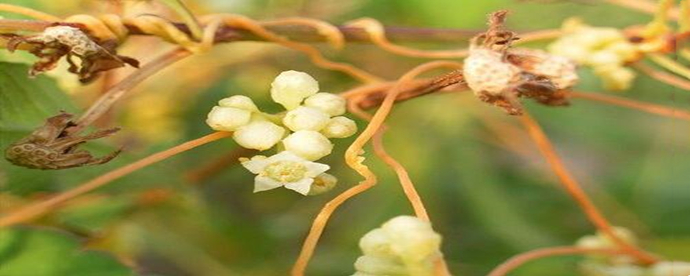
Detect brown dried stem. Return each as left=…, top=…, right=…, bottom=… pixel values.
left=69, top=47, right=191, bottom=134
left=0, top=132, right=232, bottom=228
left=518, top=112, right=659, bottom=265
left=487, top=246, right=624, bottom=276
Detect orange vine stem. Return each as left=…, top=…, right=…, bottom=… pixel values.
left=569, top=91, right=690, bottom=121
left=633, top=63, right=690, bottom=91
left=487, top=246, right=624, bottom=276
left=291, top=61, right=462, bottom=276
left=518, top=112, right=659, bottom=265
left=0, top=132, right=232, bottom=228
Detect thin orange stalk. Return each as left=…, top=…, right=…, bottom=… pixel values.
left=291, top=61, right=462, bottom=276
left=633, top=63, right=690, bottom=91
left=487, top=246, right=624, bottom=276
left=518, top=113, right=659, bottom=265
left=0, top=132, right=232, bottom=228
left=569, top=91, right=690, bottom=121
left=71, top=47, right=192, bottom=133
left=0, top=4, right=61, bottom=21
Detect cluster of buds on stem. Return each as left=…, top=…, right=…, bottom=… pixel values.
left=352, top=216, right=444, bottom=276
left=206, top=71, right=357, bottom=195
left=549, top=19, right=641, bottom=91
left=4, top=25, right=138, bottom=82
left=576, top=227, right=690, bottom=276
left=463, top=11, right=579, bottom=115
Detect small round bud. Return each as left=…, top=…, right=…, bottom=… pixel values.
left=359, top=228, right=395, bottom=258
left=270, top=70, right=319, bottom=110
left=283, top=106, right=330, bottom=131
left=304, top=92, right=347, bottom=116
left=282, top=131, right=333, bottom=161
left=381, top=216, right=441, bottom=263
left=206, top=106, right=252, bottom=131
left=233, top=120, right=286, bottom=150
left=218, top=95, right=259, bottom=112
left=650, top=261, right=690, bottom=276
left=354, top=255, right=407, bottom=275
left=308, top=173, right=338, bottom=196
left=321, top=116, right=357, bottom=138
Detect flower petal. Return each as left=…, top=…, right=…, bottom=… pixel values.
left=254, top=176, right=283, bottom=193
left=241, top=155, right=269, bottom=174
left=304, top=162, right=330, bottom=177
left=284, top=178, right=314, bottom=195
left=266, top=151, right=306, bottom=163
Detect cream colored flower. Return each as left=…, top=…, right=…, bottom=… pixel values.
left=206, top=106, right=252, bottom=131
left=283, top=106, right=330, bottom=131
left=241, top=151, right=330, bottom=195
left=233, top=120, right=286, bottom=150
left=321, top=116, right=357, bottom=138
left=548, top=18, right=640, bottom=91
left=270, top=70, right=319, bottom=110
left=282, top=130, right=333, bottom=161
left=354, top=216, right=443, bottom=276
left=650, top=261, right=690, bottom=276
left=218, top=95, right=259, bottom=112
left=304, top=92, right=347, bottom=116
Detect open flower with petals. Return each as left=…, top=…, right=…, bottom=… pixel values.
left=241, top=151, right=330, bottom=195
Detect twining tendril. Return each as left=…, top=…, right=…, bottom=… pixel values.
left=292, top=61, right=462, bottom=276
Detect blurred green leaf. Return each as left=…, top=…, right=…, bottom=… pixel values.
left=0, top=227, right=134, bottom=276
left=0, top=62, right=79, bottom=195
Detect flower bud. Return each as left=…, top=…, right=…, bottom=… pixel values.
left=218, top=95, right=259, bottom=112
left=321, top=116, right=357, bottom=138
left=381, top=216, right=442, bottom=263
left=233, top=120, right=286, bottom=150
left=282, top=130, right=333, bottom=161
left=650, top=261, right=690, bottom=276
left=304, top=92, right=347, bottom=116
left=308, top=173, right=338, bottom=195
left=283, top=106, right=330, bottom=131
left=206, top=106, right=252, bottom=131
left=270, top=70, right=319, bottom=110
left=354, top=255, right=407, bottom=275
left=359, top=228, right=395, bottom=258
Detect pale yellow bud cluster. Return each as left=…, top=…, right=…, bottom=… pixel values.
left=575, top=228, right=690, bottom=276
left=549, top=18, right=640, bottom=91
left=206, top=71, right=359, bottom=196
left=353, top=216, right=444, bottom=276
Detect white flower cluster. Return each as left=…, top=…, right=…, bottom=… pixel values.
left=352, top=216, right=443, bottom=276
left=29, top=26, right=101, bottom=56
left=576, top=227, right=690, bottom=276
left=549, top=18, right=640, bottom=91
left=206, top=71, right=357, bottom=195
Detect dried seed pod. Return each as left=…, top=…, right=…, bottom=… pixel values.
left=508, top=48, right=579, bottom=90
left=5, top=25, right=138, bottom=83
left=463, top=48, right=521, bottom=96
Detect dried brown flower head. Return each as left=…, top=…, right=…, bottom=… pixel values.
left=463, top=10, right=579, bottom=115
left=4, top=25, right=139, bottom=83
left=4, top=112, right=121, bottom=170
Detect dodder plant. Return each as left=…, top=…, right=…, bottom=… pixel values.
left=1, top=0, right=689, bottom=275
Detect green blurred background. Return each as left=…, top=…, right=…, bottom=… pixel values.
left=1, top=0, right=689, bottom=275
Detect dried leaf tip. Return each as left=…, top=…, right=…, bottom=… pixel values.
left=4, top=112, right=121, bottom=170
